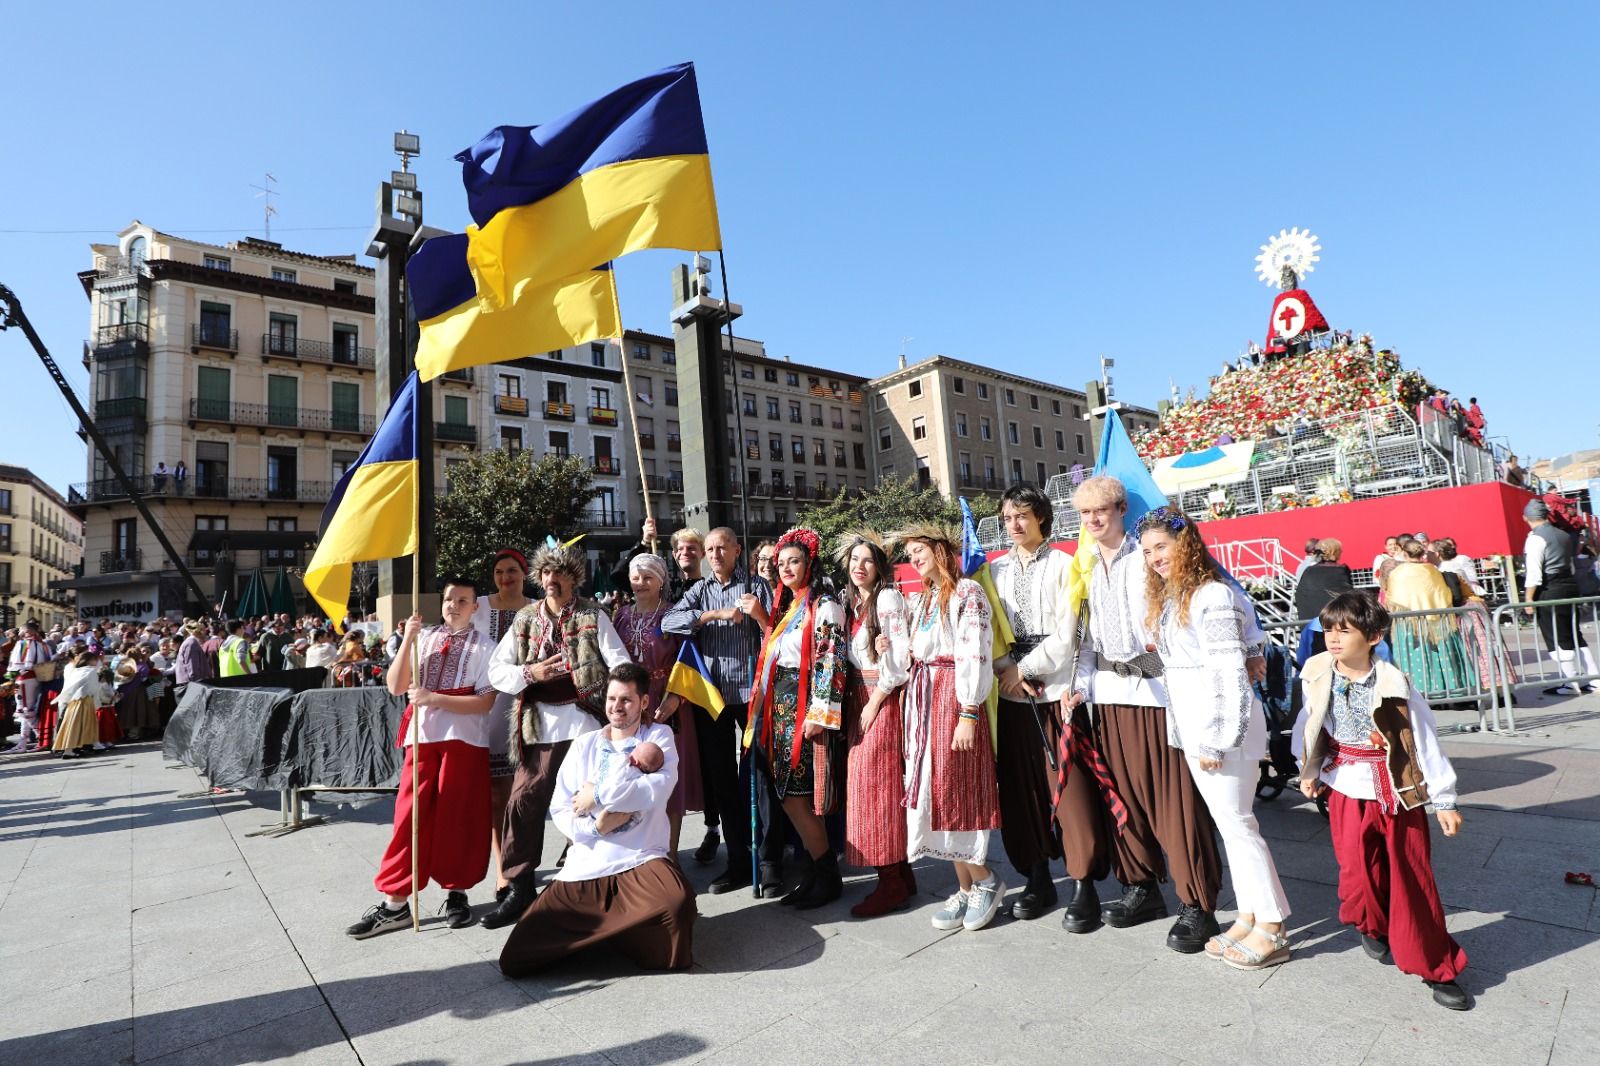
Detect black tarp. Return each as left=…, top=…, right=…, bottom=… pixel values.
left=164, top=676, right=406, bottom=791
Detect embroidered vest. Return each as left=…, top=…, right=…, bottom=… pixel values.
left=1299, top=652, right=1431, bottom=810
left=508, top=599, right=610, bottom=755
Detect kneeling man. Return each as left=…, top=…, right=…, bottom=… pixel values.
left=499, top=662, right=696, bottom=975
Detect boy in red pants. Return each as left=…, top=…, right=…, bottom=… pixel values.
left=1297, top=591, right=1471, bottom=1011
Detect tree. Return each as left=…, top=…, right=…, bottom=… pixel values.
left=434, top=450, right=600, bottom=580
left=797, top=476, right=996, bottom=561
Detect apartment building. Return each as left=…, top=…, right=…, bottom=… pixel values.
left=0, top=465, right=82, bottom=629
left=868, top=355, right=1160, bottom=497
left=63, top=223, right=480, bottom=622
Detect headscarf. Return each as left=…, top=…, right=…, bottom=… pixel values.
left=628, top=552, right=670, bottom=589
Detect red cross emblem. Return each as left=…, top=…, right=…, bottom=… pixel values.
left=1273, top=296, right=1308, bottom=339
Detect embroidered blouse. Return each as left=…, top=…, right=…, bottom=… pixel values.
left=990, top=542, right=1079, bottom=699
left=768, top=596, right=848, bottom=729
left=908, top=578, right=993, bottom=708
left=1154, top=582, right=1257, bottom=761
left=845, top=587, right=911, bottom=693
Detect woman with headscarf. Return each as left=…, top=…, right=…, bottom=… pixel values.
left=1386, top=539, right=1473, bottom=696
left=894, top=521, right=1005, bottom=933
left=472, top=547, right=533, bottom=906
left=746, top=527, right=849, bottom=910
left=835, top=529, right=914, bottom=917
left=614, top=551, right=704, bottom=855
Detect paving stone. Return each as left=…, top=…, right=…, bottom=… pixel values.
left=133, top=949, right=323, bottom=1062
left=139, top=1004, right=359, bottom=1066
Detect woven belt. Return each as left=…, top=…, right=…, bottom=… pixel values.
left=1094, top=652, right=1164, bottom=679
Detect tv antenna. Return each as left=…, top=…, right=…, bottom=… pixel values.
left=251, top=173, right=279, bottom=239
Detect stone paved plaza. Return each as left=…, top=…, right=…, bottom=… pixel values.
left=5, top=691, right=1600, bottom=1066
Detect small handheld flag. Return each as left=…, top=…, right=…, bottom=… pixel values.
left=666, top=640, right=725, bottom=720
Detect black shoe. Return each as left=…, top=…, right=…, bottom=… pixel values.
left=694, top=828, right=721, bottom=866
left=442, top=891, right=473, bottom=929
left=494, top=884, right=511, bottom=905
left=1427, top=979, right=1473, bottom=1011
left=1061, top=879, right=1102, bottom=934
left=758, top=861, right=784, bottom=899
left=479, top=882, right=536, bottom=929
left=1360, top=932, right=1391, bottom=961
left=780, top=852, right=816, bottom=906
left=1166, top=903, right=1220, bottom=954
left=709, top=853, right=753, bottom=894
left=1010, top=862, right=1059, bottom=921
left=346, top=902, right=412, bottom=939
left=794, top=851, right=843, bottom=911
left=1101, top=880, right=1168, bottom=929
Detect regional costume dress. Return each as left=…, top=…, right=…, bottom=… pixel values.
left=1385, top=563, right=1473, bottom=694
left=1074, top=532, right=1222, bottom=909
left=499, top=721, right=696, bottom=976
left=990, top=542, right=1113, bottom=883
left=749, top=593, right=848, bottom=813
left=51, top=662, right=103, bottom=751
left=843, top=588, right=911, bottom=868
left=1153, top=582, right=1290, bottom=925
left=614, top=599, right=705, bottom=817
left=903, top=579, right=1000, bottom=864
left=373, top=623, right=496, bottom=897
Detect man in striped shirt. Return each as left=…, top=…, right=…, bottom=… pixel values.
left=661, top=527, right=777, bottom=894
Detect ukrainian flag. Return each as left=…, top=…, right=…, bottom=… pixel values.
left=456, top=62, right=722, bottom=311
left=960, top=497, right=1012, bottom=747
left=409, top=232, right=621, bottom=382
left=666, top=640, right=725, bottom=720
left=303, top=373, right=420, bottom=630
left=1067, top=408, right=1169, bottom=618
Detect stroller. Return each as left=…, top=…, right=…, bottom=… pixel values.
left=1253, top=642, right=1301, bottom=801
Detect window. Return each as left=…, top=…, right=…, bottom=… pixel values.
left=199, top=301, right=232, bottom=347
left=983, top=455, right=997, bottom=481
left=952, top=376, right=965, bottom=394
left=334, top=278, right=357, bottom=294
left=265, top=516, right=298, bottom=562
left=813, top=439, right=826, bottom=463
left=267, top=375, right=298, bottom=428
left=499, top=374, right=522, bottom=398
left=908, top=379, right=923, bottom=399
left=1007, top=421, right=1020, bottom=445
left=1036, top=462, right=1047, bottom=484
left=879, top=428, right=892, bottom=452
left=1005, top=388, right=1016, bottom=406
left=332, top=450, right=358, bottom=481
left=833, top=442, right=845, bottom=465
left=267, top=313, right=297, bottom=355
left=912, top=416, right=928, bottom=441
left=547, top=349, right=563, bottom=361
left=766, top=397, right=780, bottom=419
left=1076, top=432, right=1087, bottom=453
left=742, top=394, right=757, bottom=416
left=203, top=254, right=231, bottom=271
left=1073, top=404, right=1083, bottom=419
left=271, top=267, right=297, bottom=284
left=959, top=451, right=973, bottom=481
left=591, top=386, right=611, bottom=409
left=1030, top=394, right=1040, bottom=411
left=853, top=442, right=866, bottom=468
left=632, top=342, right=651, bottom=362
left=549, top=430, right=571, bottom=457
left=769, top=434, right=783, bottom=460
left=0, top=489, right=9, bottom=514
left=809, top=403, right=823, bottom=425
left=786, top=372, right=799, bottom=387
left=665, top=383, right=678, bottom=406
left=662, top=347, right=676, bottom=365
left=444, top=394, right=469, bottom=425
left=500, top=426, right=523, bottom=452
left=546, top=380, right=568, bottom=404
left=915, top=457, right=931, bottom=488
left=330, top=381, right=361, bottom=432
left=880, top=464, right=896, bottom=479
left=980, top=416, right=992, bottom=441
left=266, top=447, right=298, bottom=499
left=789, top=401, right=802, bottom=423
left=590, top=344, right=606, bottom=368
left=740, top=365, right=754, bottom=380
left=830, top=407, right=843, bottom=428
left=764, top=367, right=778, bottom=383
left=1011, top=458, right=1024, bottom=483
left=332, top=323, right=360, bottom=363
left=874, top=392, right=888, bottom=411
left=112, top=518, right=136, bottom=557
left=977, top=382, right=990, bottom=400
left=1052, top=399, right=1062, bottom=416
left=195, top=440, right=228, bottom=497
left=791, top=436, right=805, bottom=460
left=1032, top=426, right=1043, bottom=448
left=1055, top=429, right=1066, bottom=451
left=0, top=523, right=9, bottom=553
left=808, top=376, right=820, bottom=389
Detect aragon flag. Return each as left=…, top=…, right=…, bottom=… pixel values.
left=457, top=62, right=722, bottom=312
left=302, top=374, right=420, bottom=630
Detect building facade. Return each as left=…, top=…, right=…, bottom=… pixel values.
left=0, top=465, right=82, bottom=630
left=867, top=355, right=1160, bottom=497
left=63, top=223, right=482, bottom=622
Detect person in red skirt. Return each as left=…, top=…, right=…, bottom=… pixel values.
left=345, top=578, right=497, bottom=939
left=893, top=522, right=1004, bottom=933
left=835, top=530, right=914, bottom=917
left=1297, top=591, right=1472, bottom=1011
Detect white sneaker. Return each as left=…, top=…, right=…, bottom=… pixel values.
left=963, top=877, right=1006, bottom=931
left=931, top=891, right=969, bottom=930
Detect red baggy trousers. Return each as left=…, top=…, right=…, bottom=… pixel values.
left=375, top=739, right=491, bottom=896
left=1327, top=789, right=1467, bottom=982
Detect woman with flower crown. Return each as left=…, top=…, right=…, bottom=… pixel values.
left=894, top=522, right=1005, bottom=934
left=745, top=527, right=850, bottom=910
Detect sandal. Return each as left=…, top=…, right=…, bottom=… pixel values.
left=1205, top=932, right=1241, bottom=959
left=1223, top=926, right=1292, bottom=971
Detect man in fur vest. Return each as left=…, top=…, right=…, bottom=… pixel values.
left=483, top=542, right=631, bottom=928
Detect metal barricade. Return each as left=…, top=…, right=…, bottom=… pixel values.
left=1491, top=594, right=1600, bottom=721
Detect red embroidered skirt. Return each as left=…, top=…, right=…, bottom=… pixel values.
left=844, top=669, right=906, bottom=867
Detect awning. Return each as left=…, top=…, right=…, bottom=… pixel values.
left=188, top=529, right=318, bottom=552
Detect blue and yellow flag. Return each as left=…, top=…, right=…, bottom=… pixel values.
left=408, top=233, right=621, bottom=382
left=960, top=497, right=1011, bottom=746
left=666, top=640, right=725, bottom=720
left=456, top=62, right=722, bottom=310
left=303, top=374, right=420, bottom=630
left=1067, top=407, right=1170, bottom=618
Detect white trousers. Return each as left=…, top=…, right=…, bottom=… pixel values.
left=14, top=678, right=39, bottom=742
left=1186, top=748, right=1291, bottom=923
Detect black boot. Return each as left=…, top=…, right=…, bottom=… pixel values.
left=479, top=878, right=536, bottom=929
left=794, top=850, right=843, bottom=911
left=708, top=850, right=754, bottom=894
left=1360, top=932, right=1391, bottom=961
left=1166, top=902, right=1220, bottom=954
left=1010, top=861, right=1059, bottom=921
left=1427, top=979, right=1473, bottom=1011
left=779, top=851, right=816, bottom=906
left=758, top=860, right=784, bottom=899
left=442, top=891, right=473, bottom=929
left=1101, top=880, right=1168, bottom=929
left=693, top=826, right=721, bottom=865
left=1061, top=878, right=1102, bottom=934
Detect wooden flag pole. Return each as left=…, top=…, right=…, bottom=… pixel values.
left=409, top=477, right=422, bottom=932
left=617, top=329, right=658, bottom=554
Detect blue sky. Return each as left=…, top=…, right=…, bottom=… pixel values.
left=2, top=1, right=1595, bottom=494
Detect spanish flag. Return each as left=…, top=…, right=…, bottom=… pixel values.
left=1067, top=408, right=1169, bottom=619
left=456, top=62, right=722, bottom=311
left=303, top=373, right=420, bottom=630
left=408, top=233, right=621, bottom=382
left=666, top=640, right=725, bottom=721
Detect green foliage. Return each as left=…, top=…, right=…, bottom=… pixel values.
left=797, top=476, right=996, bottom=561
left=434, top=450, right=599, bottom=581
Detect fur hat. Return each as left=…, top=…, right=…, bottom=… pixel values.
left=531, top=541, right=588, bottom=584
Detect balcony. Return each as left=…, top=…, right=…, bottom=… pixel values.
left=788, top=413, right=802, bottom=423
left=575, top=509, right=628, bottom=531
left=666, top=435, right=681, bottom=452
left=96, top=396, right=147, bottom=421
left=588, top=407, right=618, bottom=426
left=495, top=395, right=529, bottom=416
left=435, top=421, right=477, bottom=444
left=638, top=433, right=656, bottom=449
left=810, top=417, right=824, bottom=427
left=71, top=476, right=335, bottom=505
left=259, top=333, right=376, bottom=370
left=667, top=474, right=684, bottom=492
left=749, top=482, right=772, bottom=498
left=812, top=453, right=827, bottom=466
left=745, top=444, right=761, bottom=460
left=768, top=448, right=783, bottom=462
left=92, top=322, right=149, bottom=360
left=100, top=549, right=143, bottom=574
left=592, top=455, right=621, bottom=476
left=191, top=323, right=239, bottom=354
left=834, top=456, right=847, bottom=468
left=545, top=401, right=576, bottom=421
left=189, top=398, right=374, bottom=435
left=772, top=483, right=793, bottom=498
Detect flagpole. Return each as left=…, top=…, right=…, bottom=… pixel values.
left=615, top=316, right=657, bottom=554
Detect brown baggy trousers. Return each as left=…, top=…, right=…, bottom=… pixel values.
left=499, top=740, right=572, bottom=885
left=499, top=858, right=696, bottom=976
left=1093, top=702, right=1220, bottom=909
left=1052, top=702, right=1116, bottom=883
